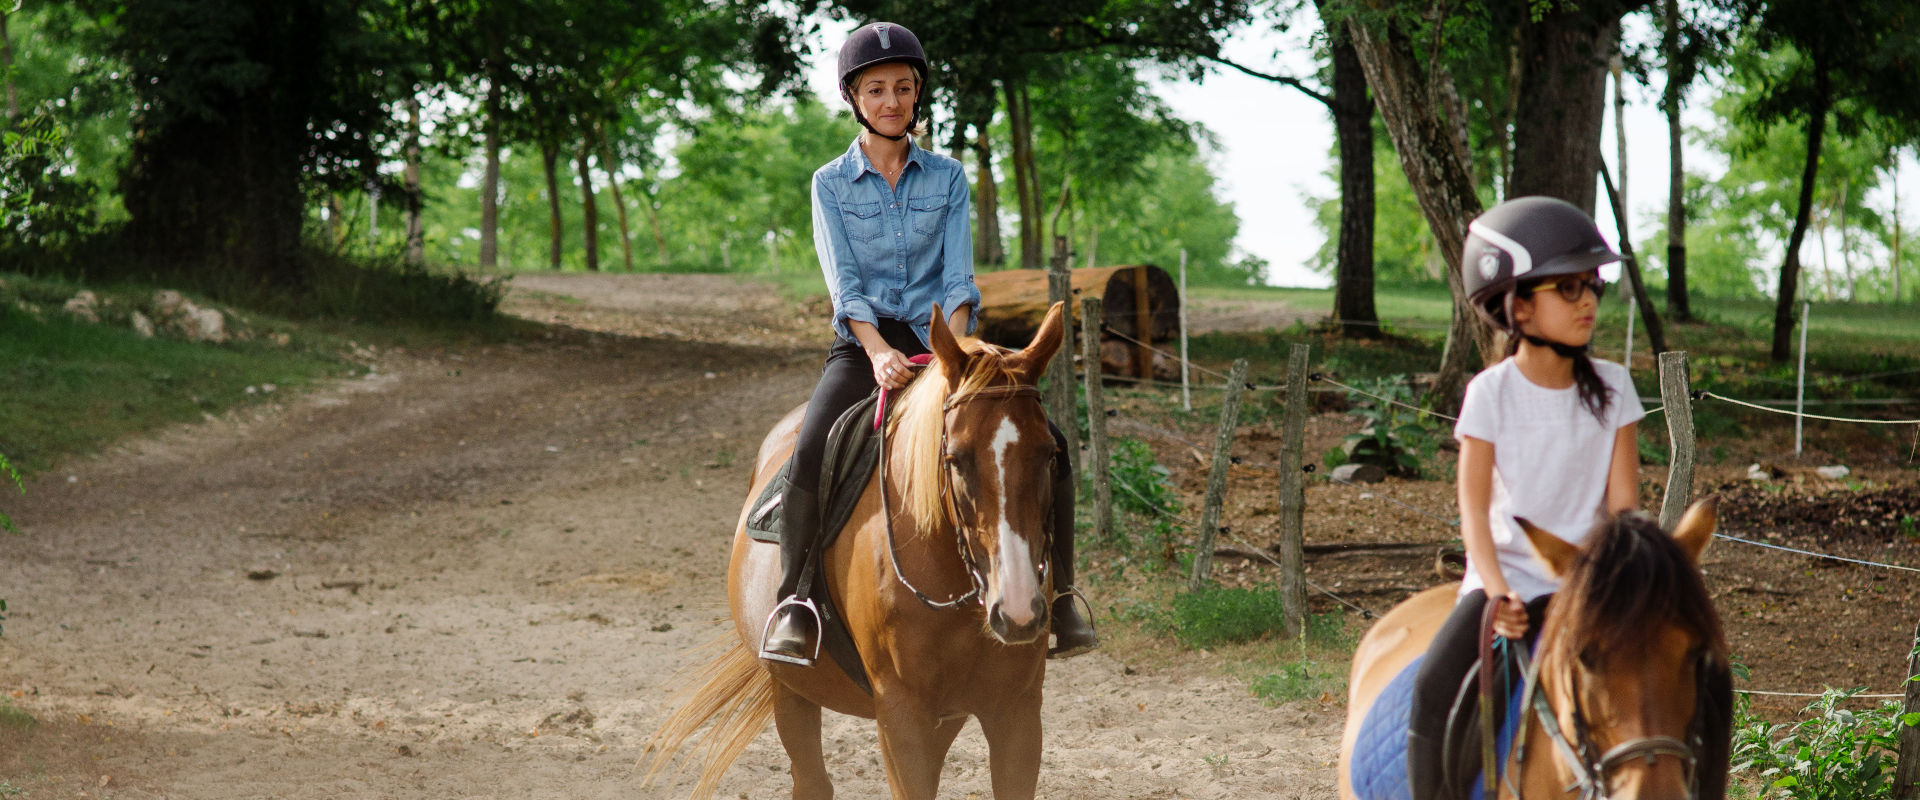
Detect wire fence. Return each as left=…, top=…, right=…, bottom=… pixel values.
left=1077, top=327, right=1920, bottom=702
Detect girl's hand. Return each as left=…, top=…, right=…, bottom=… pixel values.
left=1492, top=592, right=1530, bottom=639
left=870, top=348, right=913, bottom=390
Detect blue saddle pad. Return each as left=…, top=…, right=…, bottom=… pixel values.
left=1350, top=655, right=1526, bottom=800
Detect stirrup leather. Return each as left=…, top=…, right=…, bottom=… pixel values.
left=758, top=596, right=823, bottom=667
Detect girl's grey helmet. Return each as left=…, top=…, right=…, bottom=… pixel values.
left=1462, top=196, right=1622, bottom=328
left=837, top=22, right=928, bottom=140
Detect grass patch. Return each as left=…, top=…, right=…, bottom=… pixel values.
left=0, top=273, right=352, bottom=474
left=0, top=698, right=33, bottom=730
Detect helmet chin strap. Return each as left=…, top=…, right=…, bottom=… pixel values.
left=1519, top=332, right=1590, bottom=358
left=854, top=106, right=916, bottom=142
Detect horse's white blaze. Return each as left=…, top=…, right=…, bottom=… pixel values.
left=989, top=417, right=1041, bottom=624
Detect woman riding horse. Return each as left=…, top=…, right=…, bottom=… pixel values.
left=758, top=20, right=1094, bottom=666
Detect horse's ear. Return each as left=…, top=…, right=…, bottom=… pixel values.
left=1670, top=496, right=1718, bottom=564
left=1517, top=517, right=1580, bottom=578
left=1007, top=301, right=1066, bottom=384
left=928, top=303, right=971, bottom=375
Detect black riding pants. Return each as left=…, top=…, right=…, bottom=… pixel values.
left=1408, top=588, right=1552, bottom=800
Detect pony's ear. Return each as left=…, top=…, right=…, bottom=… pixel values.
left=1670, top=496, right=1719, bottom=564
left=1517, top=517, right=1581, bottom=578
left=928, top=303, right=971, bottom=375
left=1006, top=301, right=1066, bottom=384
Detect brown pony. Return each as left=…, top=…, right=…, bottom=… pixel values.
left=1338, top=499, right=1733, bottom=800
left=645, top=303, right=1070, bottom=800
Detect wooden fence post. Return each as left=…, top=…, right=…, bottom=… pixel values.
left=1131, top=265, right=1153, bottom=379
left=1276, top=344, right=1310, bottom=640
left=1046, top=235, right=1081, bottom=477
left=1658, top=351, right=1696, bottom=530
left=1189, top=358, right=1250, bottom=593
left=1895, top=614, right=1920, bottom=800
left=1081, top=296, right=1113, bottom=543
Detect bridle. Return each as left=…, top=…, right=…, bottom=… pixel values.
left=877, top=382, right=1047, bottom=611
left=1499, top=635, right=1706, bottom=800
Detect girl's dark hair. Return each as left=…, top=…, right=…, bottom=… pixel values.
left=1508, top=282, right=1612, bottom=425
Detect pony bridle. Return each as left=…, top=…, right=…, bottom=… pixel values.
left=879, top=383, right=1047, bottom=611
left=1512, top=648, right=1703, bottom=800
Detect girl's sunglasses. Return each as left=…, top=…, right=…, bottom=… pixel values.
left=1528, top=272, right=1606, bottom=302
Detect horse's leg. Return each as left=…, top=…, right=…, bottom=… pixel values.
left=977, top=697, right=1043, bottom=800
left=874, top=702, right=948, bottom=800
left=773, top=684, right=833, bottom=800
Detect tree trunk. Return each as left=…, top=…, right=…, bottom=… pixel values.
left=1838, top=178, right=1855, bottom=300
left=1894, top=158, right=1903, bottom=301
left=1005, top=78, right=1043, bottom=268
left=577, top=143, right=599, bottom=273
left=645, top=192, right=668, bottom=269
left=542, top=141, right=563, bottom=270
left=972, top=116, right=1005, bottom=267
left=1508, top=7, right=1622, bottom=215
left=481, top=79, right=502, bottom=270
left=1500, top=27, right=1523, bottom=195
left=596, top=131, right=635, bottom=272
left=1344, top=16, right=1490, bottom=412
left=1330, top=26, right=1380, bottom=337
left=1611, top=53, right=1627, bottom=217
left=1772, top=61, right=1829, bottom=362
left=326, top=195, right=345, bottom=246
left=404, top=93, right=425, bottom=267
left=1, top=10, right=17, bottom=122
left=1663, top=0, right=1691, bottom=321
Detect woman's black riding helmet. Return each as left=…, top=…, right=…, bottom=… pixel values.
left=1462, top=196, right=1622, bottom=332
left=838, top=22, right=928, bottom=142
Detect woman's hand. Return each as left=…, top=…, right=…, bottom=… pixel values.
left=870, top=347, right=913, bottom=390
left=1492, top=591, right=1529, bottom=639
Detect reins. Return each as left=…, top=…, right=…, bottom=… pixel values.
left=1493, top=624, right=1703, bottom=800
left=876, top=377, right=1043, bottom=610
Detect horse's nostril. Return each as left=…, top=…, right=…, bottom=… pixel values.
left=1030, top=596, right=1047, bottom=624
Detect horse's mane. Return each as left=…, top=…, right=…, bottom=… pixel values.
left=1539, top=512, right=1733, bottom=798
left=886, top=339, right=1018, bottom=536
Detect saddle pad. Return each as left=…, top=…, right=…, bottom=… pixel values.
left=1350, top=656, right=1525, bottom=800
left=741, top=391, right=889, bottom=696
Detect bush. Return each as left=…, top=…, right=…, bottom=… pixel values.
left=1732, top=689, right=1919, bottom=800
left=1321, top=374, right=1443, bottom=478
left=1170, top=586, right=1291, bottom=648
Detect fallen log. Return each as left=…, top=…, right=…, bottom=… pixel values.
left=975, top=265, right=1180, bottom=377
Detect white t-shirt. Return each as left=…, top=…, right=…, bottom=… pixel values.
left=1453, top=357, right=1644, bottom=601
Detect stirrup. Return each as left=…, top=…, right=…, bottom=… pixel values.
left=758, top=596, right=823, bottom=667
left=1048, top=587, right=1099, bottom=659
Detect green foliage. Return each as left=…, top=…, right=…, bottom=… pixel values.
left=0, top=695, right=31, bottom=729
left=1321, top=375, right=1441, bottom=477
left=0, top=108, right=99, bottom=250
left=1103, top=437, right=1186, bottom=571
left=1732, top=689, right=1917, bottom=800
left=1170, top=586, right=1290, bottom=648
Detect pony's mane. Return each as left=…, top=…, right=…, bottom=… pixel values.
left=1538, top=511, right=1733, bottom=799
left=887, top=339, right=1018, bottom=536
left=1542, top=512, right=1726, bottom=662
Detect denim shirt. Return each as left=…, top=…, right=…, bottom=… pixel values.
left=812, top=136, right=979, bottom=347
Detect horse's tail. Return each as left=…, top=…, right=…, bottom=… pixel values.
left=641, top=634, right=776, bottom=800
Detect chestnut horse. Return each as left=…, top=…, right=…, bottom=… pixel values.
left=1338, top=500, right=1733, bottom=800
left=646, top=303, right=1070, bottom=800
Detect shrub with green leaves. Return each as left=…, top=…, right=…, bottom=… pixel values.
left=1322, top=374, right=1443, bottom=477
left=1170, top=586, right=1290, bottom=648
left=1731, top=689, right=1919, bottom=800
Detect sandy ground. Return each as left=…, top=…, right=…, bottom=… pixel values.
left=0, top=272, right=1342, bottom=799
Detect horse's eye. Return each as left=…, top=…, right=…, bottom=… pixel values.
left=1577, top=647, right=1598, bottom=670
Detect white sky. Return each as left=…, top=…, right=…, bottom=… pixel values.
left=805, top=16, right=1920, bottom=289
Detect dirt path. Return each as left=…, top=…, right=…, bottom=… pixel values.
left=0, top=273, right=1339, bottom=799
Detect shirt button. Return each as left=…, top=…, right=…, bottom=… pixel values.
left=896, top=232, right=902, bottom=237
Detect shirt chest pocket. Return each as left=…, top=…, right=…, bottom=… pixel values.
left=908, top=195, right=948, bottom=237
left=840, top=200, right=884, bottom=242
